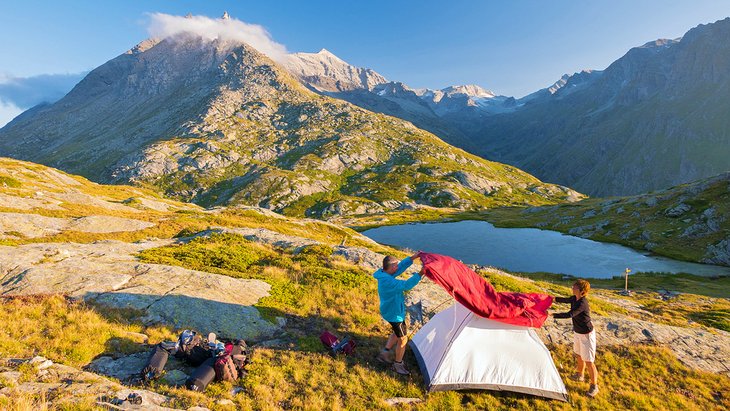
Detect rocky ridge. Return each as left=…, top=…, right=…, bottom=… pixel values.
left=0, top=35, right=580, bottom=219
left=472, top=18, right=730, bottom=196
left=283, top=18, right=730, bottom=198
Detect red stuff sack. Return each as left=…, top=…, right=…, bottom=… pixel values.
left=320, top=330, right=356, bottom=356
left=320, top=330, right=339, bottom=349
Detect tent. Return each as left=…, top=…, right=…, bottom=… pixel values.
left=410, top=302, right=568, bottom=401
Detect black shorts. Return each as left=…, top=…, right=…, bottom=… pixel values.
left=389, top=321, right=407, bottom=338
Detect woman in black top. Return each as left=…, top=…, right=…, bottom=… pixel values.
left=553, top=279, right=599, bottom=398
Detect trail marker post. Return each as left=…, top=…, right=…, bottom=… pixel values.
left=621, top=267, right=632, bottom=296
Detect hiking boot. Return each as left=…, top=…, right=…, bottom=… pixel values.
left=570, top=372, right=585, bottom=382
left=376, top=349, right=393, bottom=364
left=392, top=361, right=410, bottom=376
left=587, top=384, right=599, bottom=397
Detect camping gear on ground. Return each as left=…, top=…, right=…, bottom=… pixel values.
left=213, top=341, right=227, bottom=356
left=159, top=340, right=178, bottom=354
left=410, top=302, right=568, bottom=401
left=186, top=357, right=217, bottom=392
left=139, top=330, right=250, bottom=390
left=319, top=330, right=356, bottom=356
left=418, top=252, right=553, bottom=328
left=141, top=343, right=169, bottom=381
left=174, top=330, right=211, bottom=366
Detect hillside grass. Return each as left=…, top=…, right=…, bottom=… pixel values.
left=131, top=233, right=729, bottom=410
left=1, top=260, right=728, bottom=409
left=0, top=295, right=175, bottom=367
left=1, top=158, right=729, bottom=408
left=480, top=176, right=730, bottom=265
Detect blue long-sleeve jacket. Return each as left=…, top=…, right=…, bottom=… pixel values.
left=373, top=257, right=422, bottom=323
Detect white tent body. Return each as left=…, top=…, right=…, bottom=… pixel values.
left=410, top=303, right=568, bottom=401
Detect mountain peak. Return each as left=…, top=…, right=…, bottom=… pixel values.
left=441, top=84, right=495, bottom=98
left=0, top=32, right=578, bottom=219
left=282, top=49, right=387, bottom=92
left=639, top=38, right=680, bottom=49
left=316, top=48, right=336, bottom=56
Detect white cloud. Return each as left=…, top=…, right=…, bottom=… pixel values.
left=0, top=72, right=85, bottom=109
left=0, top=99, right=23, bottom=128
left=147, top=13, right=289, bottom=62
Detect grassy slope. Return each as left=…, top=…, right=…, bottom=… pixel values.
left=1, top=158, right=728, bottom=409
left=0, top=158, right=388, bottom=253
left=342, top=173, right=730, bottom=268
left=146, top=101, right=580, bottom=218
left=481, top=174, right=730, bottom=264
left=2, top=238, right=729, bottom=409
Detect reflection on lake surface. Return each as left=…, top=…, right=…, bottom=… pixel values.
left=362, top=220, right=730, bottom=278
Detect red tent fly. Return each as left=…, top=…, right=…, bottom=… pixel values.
left=418, top=252, right=553, bottom=328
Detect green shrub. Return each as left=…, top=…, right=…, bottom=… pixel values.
left=0, top=175, right=21, bottom=188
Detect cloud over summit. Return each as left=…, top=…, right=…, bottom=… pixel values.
left=147, top=13, right=289, bottom=62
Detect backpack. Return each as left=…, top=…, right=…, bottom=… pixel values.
left=213, top=339, right=251, bottom=382
left=214, top=354, right=239, bottom=382
left=230, top=339, right=249, bottom=371
left=174, top=330, right=211, bottom=367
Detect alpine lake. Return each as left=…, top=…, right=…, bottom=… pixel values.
left=362, top=220, right=730, bottom=278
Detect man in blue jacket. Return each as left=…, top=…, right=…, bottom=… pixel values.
left=374, top=252, right=422, bottom=375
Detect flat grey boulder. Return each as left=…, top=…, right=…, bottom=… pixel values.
left=0, top=240, right=280, bottom=340
left=89, top=352, right=192, bottom=385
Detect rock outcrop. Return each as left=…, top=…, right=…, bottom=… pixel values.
left=0, top=241, right=279, bottom=340
left=0, top=32, right=581, bottom=218
left=0, top=356, right=191, bottom=410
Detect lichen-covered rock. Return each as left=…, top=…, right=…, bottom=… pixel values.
left=0, top=241, right=279, bottom=340
left=451, top=171, right=504, bottom=195
left=702, top=237, right=730, bottom=265
left=665, top=202, right=691, bottom=217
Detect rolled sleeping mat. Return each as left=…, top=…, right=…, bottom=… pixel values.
left=185, top=357, right=216, bottom=392
left=141, top=343, right=169, bottom=381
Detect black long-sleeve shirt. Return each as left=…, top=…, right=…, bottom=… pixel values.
left=554, top=295, right=593, bottom=334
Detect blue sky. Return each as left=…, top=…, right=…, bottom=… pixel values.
left=1, top=0, right=729, bottom=125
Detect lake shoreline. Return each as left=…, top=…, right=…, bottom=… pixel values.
left=362, top=220, right=730, bottom=279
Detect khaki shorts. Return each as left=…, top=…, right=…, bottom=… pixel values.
left=573, top=330, right=596, bottom=362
